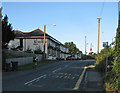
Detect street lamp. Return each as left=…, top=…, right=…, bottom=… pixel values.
left=43, top=24, right=56, bottom=60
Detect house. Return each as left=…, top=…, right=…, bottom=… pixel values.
left=8, top=28, right=70, bottom=60
left=75, top=52, right=82, bottom=59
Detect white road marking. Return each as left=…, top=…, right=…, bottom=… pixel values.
left=73, top=67, right=87, bottom=90
left=24, top=74, right=47, bottom=85
left=85, top=72, right=88, bottom=83
left=52, top=68, right=62, bottom=73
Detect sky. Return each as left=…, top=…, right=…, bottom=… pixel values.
left=2, top=2, right=118, bottom=54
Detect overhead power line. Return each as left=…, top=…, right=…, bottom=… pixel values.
left=100, top=1, right=105, bottom=18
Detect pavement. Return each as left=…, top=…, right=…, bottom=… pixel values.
left=80, top=66, right=104, bottom=92
left=2, top=60, right=104, bottom=92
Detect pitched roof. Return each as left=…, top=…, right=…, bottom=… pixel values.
left=14, top=28, right=48, bottom=37
left=14, top=30, right=24, bottom=37
left=14, top=28, right=68, bottom=47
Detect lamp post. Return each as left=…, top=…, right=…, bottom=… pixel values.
left=43, top=24, right=56, bottom=60
left=85, top=36, right=89, bottom=59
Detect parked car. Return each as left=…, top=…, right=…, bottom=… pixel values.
left=71, top=57, right=75, bottom=60
left=66, top=56, right=72, bottom=60
left=66, top=56, right=75, bottom=60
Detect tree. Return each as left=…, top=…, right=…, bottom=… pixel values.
left=65, top=42, right=81, bottom=56
left=2, top=14, right=15, bottom=48
left=2, top=13, right=15, bottom=70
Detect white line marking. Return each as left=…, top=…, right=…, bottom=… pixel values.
left=52, top=68, right=62, bottom=73
left=52, top=69, right=57, bottom=73
left=73, top=67, right=87, bottom=90
left=24, top=74, right=47, bottom=85
left=85, top=72, right=87, bottom=83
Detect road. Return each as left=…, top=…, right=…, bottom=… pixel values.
left=2, top=60, right=95, bottom=91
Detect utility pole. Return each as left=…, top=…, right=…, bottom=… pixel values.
left=85, top=36, right=86, bottom=56
left=97, top=18, right=101, bottom=54
left=43, top=25, right=46, bottom=60
left=90, top=43, right=92, bottom=52
left=43, top=24, right=56, bottom=60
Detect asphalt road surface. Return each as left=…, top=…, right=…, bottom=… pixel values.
left=2, top=60, right=95, bottom=91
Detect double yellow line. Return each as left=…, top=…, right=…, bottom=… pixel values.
left=73, top=66, right=87, bottom=90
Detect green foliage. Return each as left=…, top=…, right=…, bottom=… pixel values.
left=95, top=47, right=114, bottom=73
left=34, top=46, right=43, bottom=54
left=1, top=13, right=15, bottom=69
left=110, top=12, right=120, bottom=91
left=89, top=52, right=96, bottom=59
left=81, top=54, right=95, bottom=60
left=96, top=12, right=120, bottom=91
left=26, top=46, right=33, bottom=53
left=56, top=57, right=64, bottom=60
left=11, top=47, right=17, bottom=50
left=65, top=42, right=82, bottom=56
left=2, top=14, right=15, bottom=48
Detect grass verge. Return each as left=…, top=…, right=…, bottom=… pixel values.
left=18, top=60, right=55, bottom=71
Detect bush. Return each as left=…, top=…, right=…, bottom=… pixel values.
left=11, top=47, right=17, bottom=50
left=56, top=57, right=61, bottom=60
left=25, top=47, right=33, bottom=53
left=95, top=59, right=106, bottom=73
left=34, top=46, right=43, bottom=54
left=95, top=47, right=114, bottom=73
left=104, top=70, right=119, bottom=91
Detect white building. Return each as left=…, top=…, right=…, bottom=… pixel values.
left=75, top=52, right=82, bottom=59
left=8, top=28, right=70, bottom=60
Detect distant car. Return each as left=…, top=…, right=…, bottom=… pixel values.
left=66, top=56, right=72, bottom=60
left=71, top=57, right=75, bottom=60
left=66, top=56, right=75, bottom=60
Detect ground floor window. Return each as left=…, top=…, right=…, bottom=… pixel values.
left=53, top=50, right=56, bottom=57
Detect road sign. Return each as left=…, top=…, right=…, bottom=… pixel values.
left=103, top=42, right=108, bottom=47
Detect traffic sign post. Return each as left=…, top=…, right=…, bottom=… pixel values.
left=103, top=42, right=109, bottom=73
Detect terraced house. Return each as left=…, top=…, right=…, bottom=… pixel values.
left=8, top=28, right=70, bottom=60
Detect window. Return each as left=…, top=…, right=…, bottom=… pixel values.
left=33, top=39, right=38, bottom=45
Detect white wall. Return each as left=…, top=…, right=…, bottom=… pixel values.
left=49, top=40, right=55, bottom=48
left=66, top=48, right=68, bottom=53
left=8, top=38, right=69, bottom=60
left=8, top=39, right=20, bottom=48
left=23, top=39, right=41, bottom=51
left=23, top=39, right=48, bottom=53
left=6, top=55, right=42, bottom=66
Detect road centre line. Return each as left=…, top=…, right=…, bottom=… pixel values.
left=24, top=74, right=47, bottom=85
left=73, top=66, right=87, bottom=90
